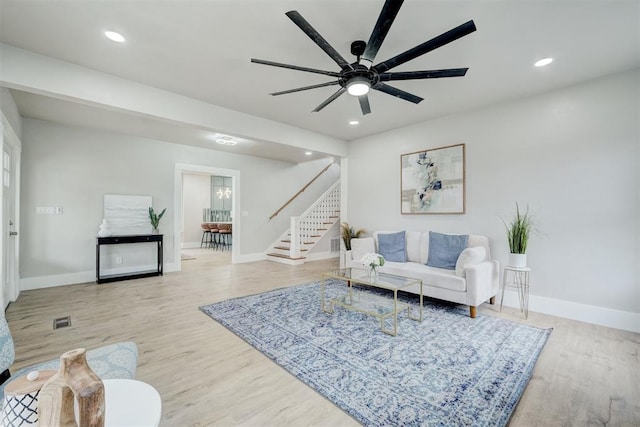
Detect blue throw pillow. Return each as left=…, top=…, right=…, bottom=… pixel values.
left=377, top=231, right=407, bottom=263
left=426, top=231, right=469, bottom=270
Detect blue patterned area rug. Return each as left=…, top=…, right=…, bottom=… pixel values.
left=200, top=280, right=551, bottom=426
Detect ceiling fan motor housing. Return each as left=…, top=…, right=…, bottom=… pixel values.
left=339, top=64, right=379, bottom=89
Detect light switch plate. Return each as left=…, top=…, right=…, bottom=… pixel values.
left=36, top=207, right=55, bottom=215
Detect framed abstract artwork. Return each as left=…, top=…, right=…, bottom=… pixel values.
left=104, top=194, right=153, bottom=235
left=401, top=143, right=465, bottom=214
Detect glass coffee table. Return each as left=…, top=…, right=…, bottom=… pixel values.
left=321, top=268, right=423, bottom=336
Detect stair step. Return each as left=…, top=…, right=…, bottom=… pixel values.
left=266, top=253, right=306, bottom=260
left=281, top=240, right=315, bottom=245
left=274, top=246, right=308, bottom=252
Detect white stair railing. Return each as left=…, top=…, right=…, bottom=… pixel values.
left=289, top=180, right=340, bottom=259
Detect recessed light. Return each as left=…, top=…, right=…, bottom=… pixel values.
left=105, top=31, right=125, bottom=43
left=349, top=120, right=359, bottom=125
left=534, top=57, right=553, bottom=67
left=305, top=151, right=313, bottom=156
left=216, top=137, right=237, bottom=146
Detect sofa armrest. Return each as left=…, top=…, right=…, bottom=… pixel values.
left=465, top=260, right=500, bottom=306
left=345, top=250, right=367, bottom=270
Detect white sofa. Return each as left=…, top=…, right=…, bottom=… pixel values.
left=346, top=231, right=500, bottom=318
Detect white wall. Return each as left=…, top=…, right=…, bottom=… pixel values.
left=182, top=173, right=211, bottom=247
left=19, top=119, right=340, bottom=287
left=347, top=70, right=639, bottom=326
left=0, top=88, right=22, bottom=139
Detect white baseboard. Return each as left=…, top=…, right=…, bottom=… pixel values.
left=20, top=262, right=179, bottom=291
left=20, top=271, right=95, bottom=291
left=501, top=289, right=640, bottom=333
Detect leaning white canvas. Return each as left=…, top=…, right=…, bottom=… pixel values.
left=104, top=195, right=153, bottom=235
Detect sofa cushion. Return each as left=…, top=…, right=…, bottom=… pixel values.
left=468, top=235, right=491, bottom=261
left=455, top=246, right=486, bottom=277
left=377, top=231, right=407, bottom=262
left=405, top=231, right=422, bottom=263
left=380, top=262, right=467, bottom=292
left=351, top=237, right=375, bottom=266
left=426, top=232, right=469, bottom=270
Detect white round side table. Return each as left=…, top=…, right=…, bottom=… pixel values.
left=500, top=266, right=531, bottom=319
left=102, top=379, right=162, bottom=427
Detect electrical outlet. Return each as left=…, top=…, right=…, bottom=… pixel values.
left=115, top=256, right=123, bottom=264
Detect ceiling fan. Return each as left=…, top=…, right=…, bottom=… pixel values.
left=251, top=0, right=476, bottom=115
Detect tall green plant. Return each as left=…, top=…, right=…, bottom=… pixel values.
left=341, top=222, right=365, bottom=251
left=149, top=207, right=167, bottom=230
left=504, top=204, right=534, bottom=254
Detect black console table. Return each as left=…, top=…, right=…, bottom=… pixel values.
left=96, top=234, right=163, bottom=284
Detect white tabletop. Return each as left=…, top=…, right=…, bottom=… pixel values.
left=103, top=379, right=162, bottom=427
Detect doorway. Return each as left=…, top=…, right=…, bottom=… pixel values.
left=1, top=117, right=21, bottom=309
left=173, top=163, right=240, bottom=271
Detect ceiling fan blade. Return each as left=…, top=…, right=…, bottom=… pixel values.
left=373, top=82, right=423, bottom=104
left=379, top=68, right=468, bottom=81
left=359, top=95, right=372, bottom=115
left=286, top=11, right=353, bottom=70
left=312, top=87, right=346, bottom=112
left=251, top=58, right=341, bottom=78
left=373, top=20, right=476, bottom=73
left=361, top=0, right=404, bottom=65
left=270, top=81, right=340, bottom=96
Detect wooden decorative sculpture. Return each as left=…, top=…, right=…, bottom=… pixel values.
left=38, top=348, right=105, bottom=427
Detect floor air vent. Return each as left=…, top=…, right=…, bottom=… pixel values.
left=53, top=316, right=71, bottom=330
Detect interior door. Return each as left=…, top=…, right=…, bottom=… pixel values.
left=1, top=125, right=20, bottom=309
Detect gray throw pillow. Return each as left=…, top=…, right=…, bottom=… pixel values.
left=426, top=231, right=469, bottom=270
left=377, top=231, right=407, bottom=263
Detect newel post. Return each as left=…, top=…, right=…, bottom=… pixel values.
left=290, top=216, right=301, bottom=259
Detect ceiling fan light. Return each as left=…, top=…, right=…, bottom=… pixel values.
left=347, top=77, right=370, bottom=96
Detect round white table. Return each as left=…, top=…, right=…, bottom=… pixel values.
left=103, top=379, right=162, bottom=427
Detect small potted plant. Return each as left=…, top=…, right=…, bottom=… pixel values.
left=504, top=203, right=534, bottom=267
left=149, top=207, right=166, bottom=234
left=340, top=222, right=365, bottom=251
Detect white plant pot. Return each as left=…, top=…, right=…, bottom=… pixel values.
left=508, top=253, right=527, bottom=268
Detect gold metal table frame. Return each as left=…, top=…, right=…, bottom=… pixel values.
left=321, top=268, right=423, bottom=336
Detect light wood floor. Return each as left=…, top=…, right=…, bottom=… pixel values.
left=6, top=249, right=640, bottom=426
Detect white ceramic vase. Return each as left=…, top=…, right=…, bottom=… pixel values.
left=508, top=253, right=527, bottom=268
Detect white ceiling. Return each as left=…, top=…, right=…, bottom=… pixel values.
left=1, top=0, right=639, bottom=161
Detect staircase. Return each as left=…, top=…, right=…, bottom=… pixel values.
left=266, top=180, right=340, bottom=265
